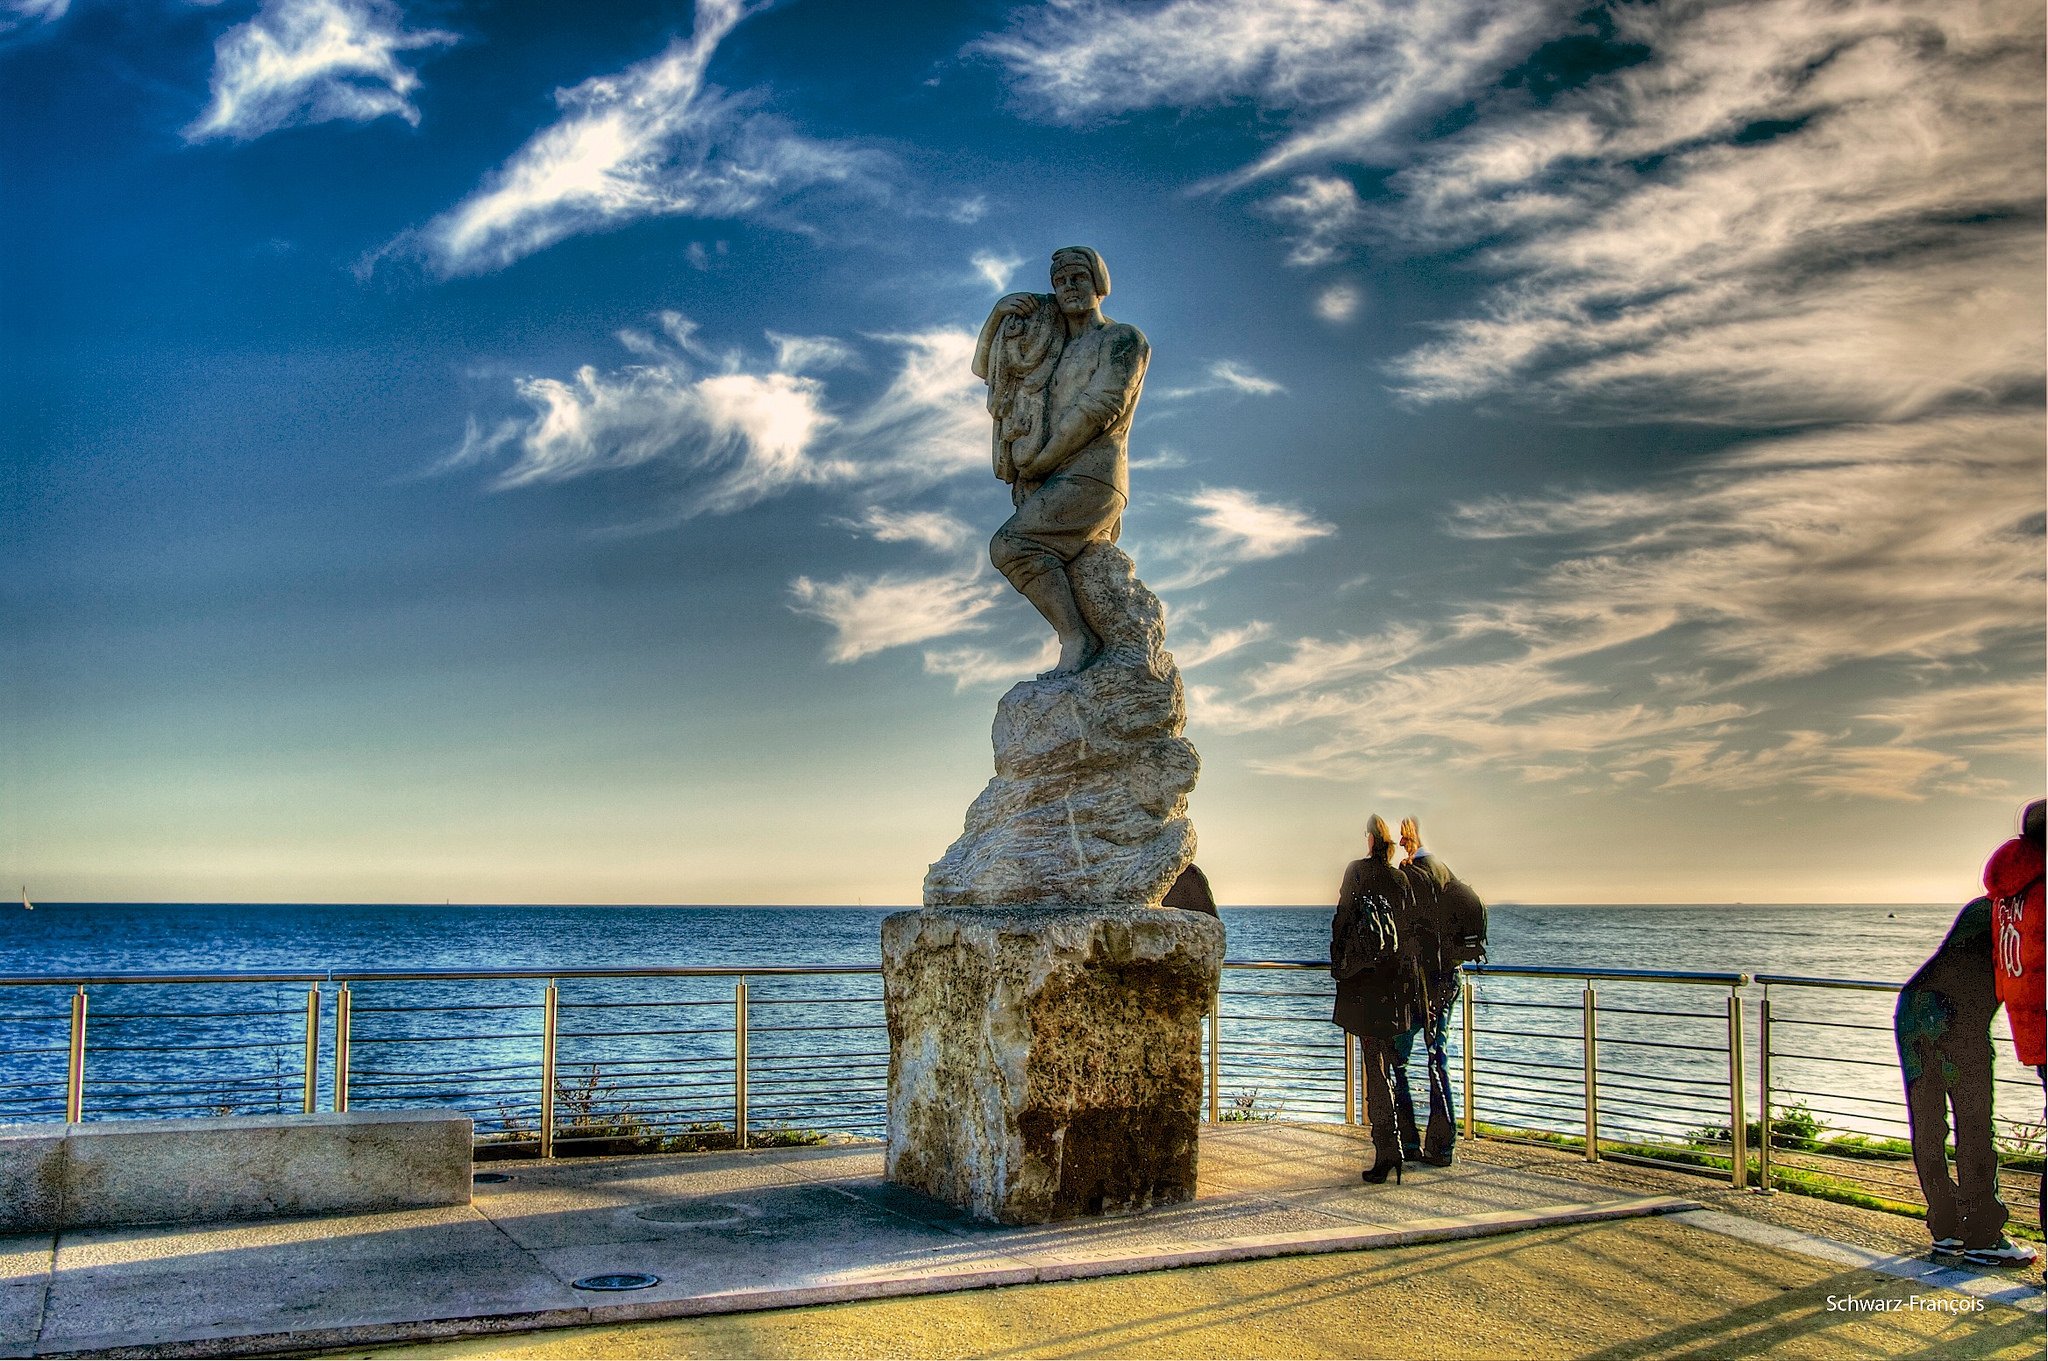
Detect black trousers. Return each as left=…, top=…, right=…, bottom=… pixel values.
left=1358, top=1035, right=1413, bottom=1170
left=1897, top=1026, right=2005, bottom=1247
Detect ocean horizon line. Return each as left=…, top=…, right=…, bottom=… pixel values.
left=5, top=900, right=1954, bottom=911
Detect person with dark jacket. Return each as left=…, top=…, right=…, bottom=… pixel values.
left=1331, top=815, right=1424, bottom=1183
left=1396, top=816, right=1458, bottom=1166
left=1894, top=897, right=2010, bottom=1262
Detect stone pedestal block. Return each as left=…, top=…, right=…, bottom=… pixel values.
left=882, top=904, right=1223, bottom=1224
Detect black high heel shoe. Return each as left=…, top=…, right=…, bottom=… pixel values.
left=1360, top=1156, right=1403, bottom=1185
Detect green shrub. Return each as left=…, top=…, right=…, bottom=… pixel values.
left=1218, top=1089, right=1282, bottom=1122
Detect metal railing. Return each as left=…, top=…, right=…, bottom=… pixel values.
left=1753, top=974, right=2042, bottom=1232
left=2, top=960, right=2039, bottom=1228
left=1453, top=964, right=1754, bottom=1186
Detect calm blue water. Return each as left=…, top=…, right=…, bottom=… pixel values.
left=0, top=902, right=2031, bottom=1151
left=0, top=900, right=1965, bottom=978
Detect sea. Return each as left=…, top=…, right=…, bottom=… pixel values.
left=0, top=903, right=2037, bottom=1153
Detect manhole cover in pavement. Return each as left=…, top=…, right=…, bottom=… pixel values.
left=573, top=1272, right=661, bottom=1291
left=635, top=1201, right=759, bottom=1228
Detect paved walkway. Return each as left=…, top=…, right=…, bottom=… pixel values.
left=2, top=1124, right=2038, bottom=1358
left=4, top=1124, right=1695, bottom=1357
left=342, top=1214, right=2044, bottom=1360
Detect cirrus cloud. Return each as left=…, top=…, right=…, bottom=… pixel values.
left=1187, top=410, right=2044, bottom=802
left=185, top=0, right=456, bottom=143
left=789, top=569, right=1000, bottom=663
left=394, top=0, right=885, bottom=276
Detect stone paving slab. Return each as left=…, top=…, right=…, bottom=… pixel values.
left=11, top=1124, right=1696, bottom=1358
left=1672, top=1209, right=2047, bottom=1315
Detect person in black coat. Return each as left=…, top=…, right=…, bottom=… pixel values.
left=1396, top=816, right=1459, bottom=1166
left=1331, top=814, right=1424, bottom=1182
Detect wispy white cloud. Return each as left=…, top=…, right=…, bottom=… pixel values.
left=971, top=250, right=1023, bottom=292
left=1447, top=412, right=2047, bottom=684
left=1260, top=174, right=1363, bottom=267
left=448, top=317, right=992, bottom=526
left=840, top=506, right=975, bottom=554
left=1243, top=626, right=1428, bottom=700
left=1860, top=682, right=2046, bottom=756
left=789, top=569, right=1000, bottom=663
left=396, top=0, right=884, bottom=275
left=1153, top=360, right=1287, bottom=401
left=450, top=311, right=845, bottom=516
left=1173, top=621, right=1272, bottom=670
left=1385, top=0, right=2047, bottom=420
left=1150, top=486, right=1335, bottom=590
left=767, top=333, right=859, bottom=374
left=185, top=0, right=455, bottom=143
left=833, top=328, right=988, bottom=487
left=978, top=0, right=1566, bottom=186
left=1189, top=412, right=2044, bottom=801
left=1312, top=282, right=1361, bottom=324
left=2, top=0, right=67, bottom=38
left=922, top=637, right=1059, bottom=690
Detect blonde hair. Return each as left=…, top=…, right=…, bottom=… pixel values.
left=1365, top=815, right=1396, bottom=861
left=1399, top=816, right=1421, bottom=846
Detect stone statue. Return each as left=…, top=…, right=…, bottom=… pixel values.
left=886, top=247, right=1221, bottom=1225
left=974, top=246, right=1150, bottom=678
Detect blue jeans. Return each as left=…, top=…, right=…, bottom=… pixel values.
left=1393, top=971, right=1459, bottom=1159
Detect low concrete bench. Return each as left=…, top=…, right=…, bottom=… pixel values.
left=0, top=1109, right=472, bottom=1231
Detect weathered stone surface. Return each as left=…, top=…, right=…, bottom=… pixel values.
left=0, top=1110, right=471, bottom=1230
left=0, top=1127, right=63, bottom=1233
left=923, top=543, right=1198, bottom=909
left=883, top=904, right=1223, bottom=1224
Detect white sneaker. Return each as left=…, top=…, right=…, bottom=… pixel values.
left=1962, top=1238, right=2039, bottom=1268
left=1930, top=1236, right=1964, bottom=1257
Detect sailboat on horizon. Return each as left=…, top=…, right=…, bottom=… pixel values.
left=20, top=886, right=32, bottom=911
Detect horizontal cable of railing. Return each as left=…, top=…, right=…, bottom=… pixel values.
left=4, top=955, right=2035, bottom=1233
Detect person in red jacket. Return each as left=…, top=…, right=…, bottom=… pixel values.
left=1981, top=797, right=2045, bottom=1266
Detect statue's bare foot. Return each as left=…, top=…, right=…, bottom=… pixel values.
left=1039, top=629, right=1102, bottom=679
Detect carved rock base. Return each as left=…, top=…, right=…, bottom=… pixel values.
left=882, top=904, right=1224, bottom=1224
left=922, top=543, right=1198, bottom=909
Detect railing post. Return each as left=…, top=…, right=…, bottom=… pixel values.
left=333, top=984, right=351, bottom=1113
left=65, top=985, right=87, bottom=1122
left=1460, top=972, right=1475, bottom=1140
left=1207, top=1000, right=1221, bottom=1123
left=1343, top=1031, right=1357, bottom=1126
left=1756, top=991, right=1774, bottom=1193
left=1727, top=989, right=1747, bottom=1188
left=734, top=980, right=749, bottom=1150
left=540, top=981, right=558, bottom=1159
left=1582, top=983, right=1599, bottom=1161
left=302, top=985, right=321, bottom=1115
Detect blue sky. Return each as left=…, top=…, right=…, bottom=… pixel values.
left=3, top=0, right=2042, bottom=906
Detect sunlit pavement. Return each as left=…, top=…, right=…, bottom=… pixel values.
left=1, top=1124, right=2036, bottom=1357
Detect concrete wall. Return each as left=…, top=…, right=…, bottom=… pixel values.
left=0, top=1109, right=472, bottom=1230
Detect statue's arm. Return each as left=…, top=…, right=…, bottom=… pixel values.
left=1013, top=325, right=1149, bottom=481
left=971, top=293, right=1045, bottom=381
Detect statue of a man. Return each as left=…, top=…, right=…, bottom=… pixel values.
left=973, top=246, right=1150, bottom=678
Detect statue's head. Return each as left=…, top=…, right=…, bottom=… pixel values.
left=1049, top=246, right=1109, bottom=316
